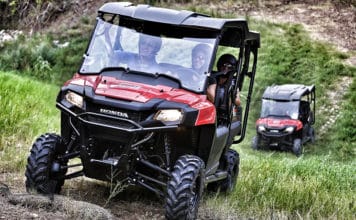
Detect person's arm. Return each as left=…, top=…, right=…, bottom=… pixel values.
left=207, top=76, right=217, bottom=103
left=234, top=89, right=241, bottom=106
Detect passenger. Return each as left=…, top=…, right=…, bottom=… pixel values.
left=191, top=43, right=211, bottom=73
left=207, top=53, right=241, bottom=107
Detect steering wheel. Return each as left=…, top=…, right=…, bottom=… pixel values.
left=176, top=67, right=202, bottom=83
left=109, top=51, right=136, bottom=67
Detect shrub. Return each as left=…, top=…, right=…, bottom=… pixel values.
left=0, top=33, right=87, bottom=84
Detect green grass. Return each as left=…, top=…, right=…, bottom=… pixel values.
left=204, top=154, right=355, bottom=219
left=0, top=71, right=60, bottom=172
left=236, top=153, right=353, bottom=218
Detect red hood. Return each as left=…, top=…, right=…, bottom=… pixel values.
left=256, top=118, right=303, bottom=130
left=65, top=74, right=216, bottom=125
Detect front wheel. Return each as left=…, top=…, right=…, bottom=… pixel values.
left=252, top=136, right=260, bottom=150
left=166, top=155, right=205, bottom=220
left=292, top=138, right=303, bottom=157
left=25, top=133, right=67, bottom=194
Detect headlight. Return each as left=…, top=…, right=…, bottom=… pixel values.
left=257, top=125, right=266, bottom=132
left=154, top=109, right=183, bottom=124
left=285, top=126, right=294, bottom=133
left=65, top=91, right=83, bottom=108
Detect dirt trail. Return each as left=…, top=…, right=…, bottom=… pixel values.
left=248, top=3, right=355, bottom=53
left=0, top=2, right=355, bottom=219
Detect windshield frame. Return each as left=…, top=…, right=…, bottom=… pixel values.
left=79, top=17, right=218, bottom=93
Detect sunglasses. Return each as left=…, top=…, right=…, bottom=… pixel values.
left=222, top=63, right=233, bottom=68
left=193, top=54, right=206, bottom=61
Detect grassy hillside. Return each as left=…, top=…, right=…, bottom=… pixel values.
left=0, top=4, right=355, bottom=219
left=0, top=71, right=60, bottom=172
left=199, top=19, right=355, bottom=219
left=246, top=20, right=355, bottom=161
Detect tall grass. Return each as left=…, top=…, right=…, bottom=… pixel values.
left=239, top=154, right=354, bottom=218
left=0, top=71, right=60, bottom=172
left=204, top=153, right=355, bottom=219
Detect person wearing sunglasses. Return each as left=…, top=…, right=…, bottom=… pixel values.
left=191, top=43, right=211, bottom=73
left=207, top=53, right=241, bottom=108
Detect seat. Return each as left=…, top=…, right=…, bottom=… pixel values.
left=214, top=71, right=235, bottom=125
left=299, top=101, right=310, bottom=124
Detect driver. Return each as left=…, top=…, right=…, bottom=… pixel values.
left=137, top=34, right=162, bottom=69
left=113, top=34, right=162, bottom=72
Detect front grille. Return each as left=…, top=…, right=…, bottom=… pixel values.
left=86, top=102, right=152, bottom=124
left=262, top=129, right=290, bottom=137
left=86, top=115, right=136, bottom=129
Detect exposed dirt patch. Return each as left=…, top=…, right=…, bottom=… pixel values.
left=248, top=2, right=356, bottom=67
left=250, top=3, right=355, bottom=52
left=0, top=2, right=355, bottom=219
left=318, top=76, right=353, bottom=136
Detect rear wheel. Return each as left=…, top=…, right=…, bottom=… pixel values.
left=210, top=149, right=240, bottom=193
left=221, top=149, right=239, bottom=192
left=25, top=133, right=67, bottom=194
left=292, top=138, right=302, bottom=157
left=308, top=127, right=315, bottom=143
left=166, top=155, right=205, bottom=220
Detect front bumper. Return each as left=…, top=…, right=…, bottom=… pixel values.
left=57, top=102, right=178, bottom=134
left=57, top=102, right=178, bottom=182
left=258, top=130, right=296, bottom=147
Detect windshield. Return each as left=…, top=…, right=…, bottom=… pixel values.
left=261, top=99, right=299, bottom=119
left=80, top=18, right=216, bottom=92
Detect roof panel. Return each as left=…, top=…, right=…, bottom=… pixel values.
left=262, top=84, right=315, bottom=101
left=98, top=2, right=260, bottom=48
left=99, top=3, right=246, bottom=31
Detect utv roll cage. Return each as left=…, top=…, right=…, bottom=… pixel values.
left=98, top=2, right=260, bottom=49
left=262, top=84, right=316, bottom=123
left=94, top=2, right=260, bottom=143
left=262, top=84, right=315, bottom=101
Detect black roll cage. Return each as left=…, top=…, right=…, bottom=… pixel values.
left=92, top=2, right=260, bottom=145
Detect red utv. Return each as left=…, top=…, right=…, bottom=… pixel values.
left=252, top=84, right=316, bottom=156
left=25, top=2, right=260, bottom=219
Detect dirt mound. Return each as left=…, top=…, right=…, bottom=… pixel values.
left=0, top=181, right=114, bottom=219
